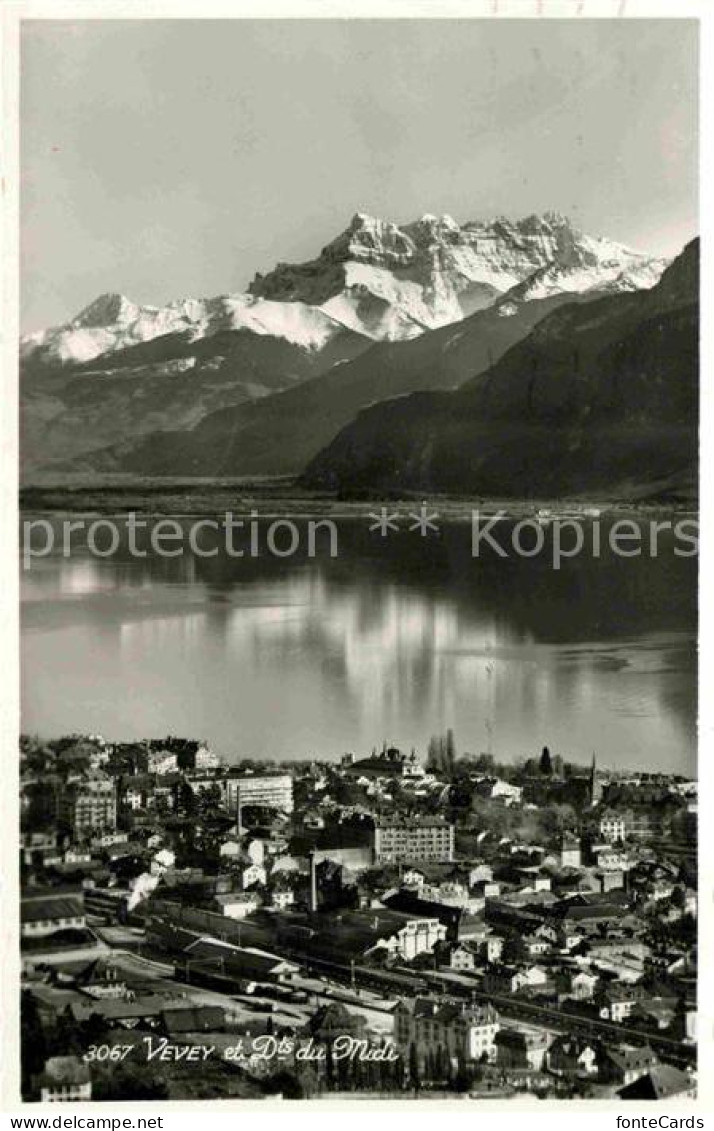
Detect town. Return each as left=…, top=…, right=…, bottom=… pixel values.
left=19, top=733, right=697, bottom=1102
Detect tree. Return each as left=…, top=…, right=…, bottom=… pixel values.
left=263, top=1067, right=317, bottom=1099
left=436, top=1043, right=450, bottom=1082
left=452, top=1049, right=473, bottom=1093
left=445, top=729, right=457, bottom=774
left=425, top=1048, right=436, bottom=1081
left=427, top=736, right=442, bottom=772
left=539, top=803, right=578, bottom=840
left=79, top=1012, right=110, bottom=1047
left=349, top=1050, right=364, bottom=1092
left=196, top=782, right=223, bottom=817
left=379, top=1041, right=401, bottom=1092
left=670, top=884, right=686, bottom=911
left=93, top=1063, right=169, bottom=1101
left=501, top=928, right=528, bottom=964
left=174, top=781, right=197, bottom=818
left=110, top=854, right=148, bottom=883
left=45, top=1007, right=82, bottom=1058
left=325, top=1039, right=335, bottom=1090
left=23, top=782, right=60, bottom=830
left=408, top=1042, right=421, bottom=1092
left=20, top=990, right=46, bottom=1100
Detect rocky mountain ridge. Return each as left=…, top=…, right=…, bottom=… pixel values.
left=21, top=211, right=670, bottom=479
left=248, top=210, right=667, bottom=338
left=23, top=211, right=667, bottom=367
left=302, top=240, right=699, bottom=500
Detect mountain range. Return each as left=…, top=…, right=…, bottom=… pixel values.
left=247, top=210, right=665, bottom=335
left=22, top=210, right=685, bottom=495
left=304, top=239, right=699, bottom=499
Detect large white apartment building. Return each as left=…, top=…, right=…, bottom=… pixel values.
left=223, top=773, right=294, bottom=814
left=374, top=817, right=454, bottom=863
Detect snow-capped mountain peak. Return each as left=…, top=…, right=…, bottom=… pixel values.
left=249, top=210, right=669, bottom=337
left=22, top=210, right=670, bottom=368
left=72, top=292, right=141, bottom=329
left=21, top=291, right=360, bottom=368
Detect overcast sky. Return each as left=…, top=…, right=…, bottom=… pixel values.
left=21, top=18, right=698, bottom=332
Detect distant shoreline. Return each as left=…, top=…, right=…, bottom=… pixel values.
left=19, top=478, right=698, bottom=519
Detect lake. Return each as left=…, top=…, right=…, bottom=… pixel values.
left=20, top=514, right=697, bottom=774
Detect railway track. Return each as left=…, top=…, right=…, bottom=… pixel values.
left=407, top=968, right=696, bottom=1069
left=137, top=923, right=696, bottom=1071
left=253, top=949, right=695, bottom=1067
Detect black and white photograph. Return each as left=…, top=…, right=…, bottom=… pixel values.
left=4, top=2, right=705, bottom=1113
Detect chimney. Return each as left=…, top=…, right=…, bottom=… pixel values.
left=309, top=851, right=318, bottom=914
left=235, top=782, right=243, bottom=837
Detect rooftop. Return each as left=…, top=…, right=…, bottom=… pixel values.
left=399, top=997, right=498, bottom=1027
left=375, top=816, right=452, bottom=829
left=619, top=1065, right=693, bottom=1099
left=21, top=895, right=84, bottom=923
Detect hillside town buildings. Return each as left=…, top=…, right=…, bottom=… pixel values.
left=19, top=733, right=697, bottom=1102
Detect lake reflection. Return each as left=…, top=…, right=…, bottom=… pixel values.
left=20, top=517, right=697, bottom=773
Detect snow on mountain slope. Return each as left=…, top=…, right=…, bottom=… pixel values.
left=21, top=291, right=360, bottom=368
left=500, top=231, right=667, bottom=304
left=250, top=211, right=669, bottom=338
left=20, top=209, right=673, bottom=479
left=22, top=211, right=669, bottom=369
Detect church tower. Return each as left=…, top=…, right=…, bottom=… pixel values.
left=589, top=753, right=603, bottom=806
